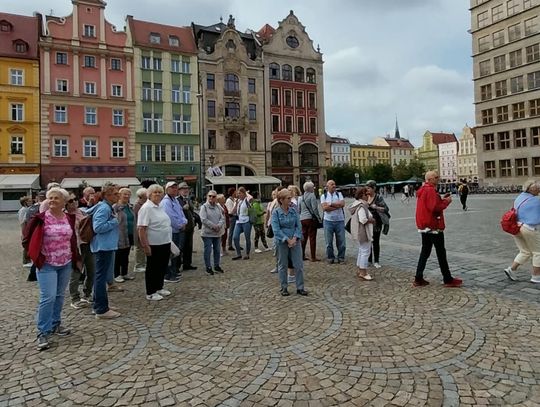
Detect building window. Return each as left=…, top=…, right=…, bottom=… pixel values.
left=297, top=116, right=305, bottom=133
left=529, top=71, right=540, bottom=90
left=56, top=79, right=68, bottom=92
left=141, top=56, right=151, bottom=69
left=271, top=88, right=279, bottom=106
left=182, top=61, right=190, bottom=73
left=183, top=85, right=191, bottom=103
left=269, top=63, right=280, bottom=79
left=53, top=138, right=68, bottom=157
left=111, top=140, right=125, bottom=158
left=140, top=145, right=152, bottom=161
left=283, top=90, right=292, bottom=107
left=272, top=143, right=293, bottom=167
left=83, top=139, right=97, bottom=158
left=153, top=145, right=165, bottom=162
left=182, top=115, right=191, bottom=134
left=498, top=131, right=511, bottom=149
left=225, top=102, right=240, bottom=118
left=84, top=82, right=96, bottom=95
left=481, top=108, right=493, bottom=124
left=480, top=84, right=492, bottom=101
left=507, top=0, right=519, bottom=15
left=248, top=104, right=256, bottom=120
left=250, top=132, right=257, bottom=151
left=477, top=11, right=488, bottom=28
left=153, top=83, right=162, bottom=101
left=0, top=21, right=12, bottom=32
left=508, top=23, right=521, bottom=41
left=306, top=68, right=316, bottom=84
left=294, top=66, right=304, bottom=82
left=483, top=133, right=495, bottom=151
left=56, top=52, right=68, bottom=65
left=309, top=117, right=317, bottom=134
left=479, top=35, right=490, bottom=52
left=172, top=115, right=181, bottom=134
left=495, top=80, right=507, bottom=97
left=524, top=0, right=533, bottom=9
left=285, top=116, right=293, bottom=133
left=111, top=85, right=122, bottom=97
left=208, top=130, right=216, bottom=150
left=509, top=50, right=521, bottom=68
left=171, top=59, right=181, bottom=73
left=494, top=55, right=506, bottom=72
left=485, top=160, right=496, bottom=178
left=111, top=58, right=121, bottom=70
left=85, top=107, right=97, bottom=125
left=479, top=60, right=490, bottom=76
left=225, top=132, right=241, bottom=150
left=207, top=100, right=216, bottom=118
left=530, top=99, right=540, bottom=116
left=172, top=85, right=181, bottom=103
left=497, top=105, right=509, bottom=122
left=526, top=44, right=540, bottom=63
left=54, top=105, right=67, bottom=123
left=183, top=145, right=194, bottom=161
left=511, top=76, right=524, bottom=93
left=515, top=129, right=527, bottom=147
left=272, top=115, right=280, bottom=132
left=512, top=102, right=525, bottom=119
left=10, top=136, right=23, bottom=154
left=499, top=159, right=512, bottom=177
left=84, top=55, right=96, bottom=68
left=207, top=73, right=215, bottom=90
left=13, top=41, right=26, bottom=53
left=282, top=64, right=292, bottom=81
left=83, top=24, right=96, bottom=37
left=492, top=4, right=504, bottom=22
left=149, top=33, right=161, bottom=44
left=533, top=127, right=540, bottom=145
left=169, top=35, right=179, bottom=47
left=248, top=78, right=256, bottom=93
left=308, top=92, right=316, bottom=109
left=154, top=114, right=163, bottom=133
left=170, top=145, right=181, bottom=161
left=300, top=144, right=319, bottom=167
left=10, top=69, right=23, bottom=86
left=142, top=82, right=151, bottom=101
left=10, top=103, right=23, bottom=121
left=112, top=109, right=124, bottom=126
left=143, top=113, right=152, bottom=132
left=224, top=74, right=239, bottom=92
left=296, top=91, right=304, bottom=108
left=153, top=58, right=162, bottom=71
left=525, top=17, right=539, bottom=36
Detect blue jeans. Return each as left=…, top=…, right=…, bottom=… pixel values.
left=202, top=236, right=221, bottom=269
left=228, top=216, right=238, bottom=248
left=276, top=241, right=304, bottom=290
left=233, top=221, right=252, bottom=256
left=36, top=261, right=72, bottom=336
left=167, top=232, right=182, bottom=280
left=323, top=220, right=346, bottom=261
left=94, top=250, right=114, bottom=315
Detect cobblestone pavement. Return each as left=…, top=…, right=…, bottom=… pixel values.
left=1, top=194, right=539, bottom=406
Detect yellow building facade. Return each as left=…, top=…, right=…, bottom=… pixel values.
left=350, top=144, right=391, bottom=169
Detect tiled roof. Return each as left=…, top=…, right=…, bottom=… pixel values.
left=430, top=132, right=457, bottom=145
left=257, top=24, right=275, bottom=42
left=384, top=137, right=414, bottom=149
left=0, top=12, right=39, bottom=59
left=128, top=17, right=197, bottom=54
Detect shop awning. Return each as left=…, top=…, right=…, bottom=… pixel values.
left=0, top=174, right=40, bottom=190
left=206, top=176, right=282, bottom=186
left=60, top=177, right=141, bottom=189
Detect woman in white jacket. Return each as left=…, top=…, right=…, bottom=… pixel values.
left=349, top=187, right=375, bottom=281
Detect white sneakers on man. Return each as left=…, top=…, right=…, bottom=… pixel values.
left=157, top=289, right=171, bottom=297
left=504, top=267, right=518, bottom=281
left=373, top=263, right=382, bottom=269
left=146, top=293, right=163, bottom=301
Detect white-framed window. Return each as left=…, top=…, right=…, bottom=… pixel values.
left=182, top=115, right=191, bottom=134
left=142, top=82, right=152, bottom=101
left=10, top=103, right=23, bottom=121
left=169, top=36, right=179, bottom=47
left=153, top=57, right=162, bottom=71
left=154, top=144, right=166, bottom=162
left=83, top=139, right=98, bottom=158
left=56, top=79, right=68, bottom=92
left=149, top=33, right=161, bottom=44
left=85, top=107, right=97, bottom=125
left=141, top=56, right=151, bottom=69
left=84, top=82, right=96, bottom=95
left=110, top=58, right=122, bottom=71
left=111, top=84, right=122, bottom=97
left=183, top=145, right=194, bottom=162
left=142, top=113, right=162, bottom=133
left=10, top=136, right=23, bottom=154
left=83, top=24, right=96, bottom=37
left=84, top=55, right=96, bottom=68
left=143, top=113, right=152, bottom=132
left=111, top=139, right=125, bottom=158
left=54, top=105, right=67, bottom=123
left=171, top=59, right=181, bottom=73
left=112, top=109, right=124, bottom=126
left=154, top=114, right=163, bottom=133
left=53, top=138, right=68, bottom=157
left=182, top=61, right=190, bottom=73
left=171, top=145, right=181, bottom=161
left=10, top=69, right=23, bottom=86
left=141, top=144, right=152, bottom=161
left=172, top=85, right=181, bottom=103
left=153, top=83, right=162, bottom=101
left=525, top=17, right=539, bottom=36
left=173, top=114, right=181, bottom=134
left=182, top=86, right=191, bottom=103
left=56, top=52, right=68, bottom=65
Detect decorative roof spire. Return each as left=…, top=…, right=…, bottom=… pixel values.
left=394, top=115, right=401, bottom=139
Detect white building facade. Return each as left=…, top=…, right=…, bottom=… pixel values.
left=438, top=139, right=458, bottom=183
left=457, top=125, right=479, bottom=182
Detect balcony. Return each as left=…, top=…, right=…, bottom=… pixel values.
left=224, top=90, right=240, bottom=98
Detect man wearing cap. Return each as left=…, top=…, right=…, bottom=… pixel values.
left=160, top=181, right=187, bottom=282
left=321, top=180, right=346, bottom=264
left=177, top=182, right=199, bottom=271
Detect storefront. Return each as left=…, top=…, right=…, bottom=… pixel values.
left=0, top=174, right=40, bottom=212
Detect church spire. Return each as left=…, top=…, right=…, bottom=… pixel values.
left=394, top=115, right=401, bottom=139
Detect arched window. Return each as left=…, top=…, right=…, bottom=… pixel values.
left=271, top=143, right=293, bottom=167
left=294, top=66, right=304, bottom=82
left=269, top=63, right=280, bottom=79
left=13, top=40, right=28, bottom=53
left=225, top=131, right=241, bottom=150
left=299, top=144, right=318, bottom=167
left=282, top=64, right=292, bottom=81
left=306, top=68, right=316, bottom=84
left=224, top=73, right=239, bottom=92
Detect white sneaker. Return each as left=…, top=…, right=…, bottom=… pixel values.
left=23, top=262, right=33, bottom=268
left=373, top=263, right=382, bottom=269
left=254, top=249, right=262, bottom=254
left=504, top=267, right=518, bottom=281
left=134, top=267, right=146, bottom=273
left=114, top=276, right=125, bottom=283
left=530, top=275, right=540, bottom=284
left=157, top=289, right=171, bottom=297
left=264, top=247, right=272, bottom=252
left=146, top=293, right=163, bottom=301
left=270, top=268, right=277, bottom=273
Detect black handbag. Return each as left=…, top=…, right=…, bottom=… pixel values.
left=266, top=224, right=274, bottom=238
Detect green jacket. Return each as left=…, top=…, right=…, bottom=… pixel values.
left=251, top=200, right=265, bottom=225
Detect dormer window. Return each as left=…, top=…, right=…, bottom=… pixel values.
left=13, top=40, right=28, bottom=53
left=150, top=33, right=161, bottom=44
left=0, top=20, right=13, bottom=32
left=83, top=24, right=96, bottom=37
left=169, top=35, right=179, bottom=47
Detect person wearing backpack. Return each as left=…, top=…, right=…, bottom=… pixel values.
left=503, top=180, right=540, bottom=284
left=251, top=191, right=269, bottom=253
left=232, top=187, right=253, bottom=260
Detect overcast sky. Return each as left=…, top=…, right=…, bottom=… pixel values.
left=6, top=0, right=473, bottom=147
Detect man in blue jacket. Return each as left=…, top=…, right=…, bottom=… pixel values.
left=88, top=183, right=121, bottom=319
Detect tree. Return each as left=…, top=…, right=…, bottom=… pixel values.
left=326, top=165, right=361, bottom=185
left=368, top=163, right=393, bottom=183
left=392, top=160, right=410, bottom=181
left=407, top=159, right=426, bottom=179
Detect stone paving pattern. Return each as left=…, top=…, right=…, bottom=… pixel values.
left=0, top=194, right=539, bottom=406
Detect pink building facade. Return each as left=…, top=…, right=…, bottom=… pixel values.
left=40, top=0, right=136, bottom=186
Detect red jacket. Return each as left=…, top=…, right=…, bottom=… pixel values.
left=22, top=211, right=81, bottom=270
left=415, top=183, right=450, bottom=231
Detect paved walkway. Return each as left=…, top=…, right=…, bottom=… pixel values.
left=0, top=194, right=539, bottom=406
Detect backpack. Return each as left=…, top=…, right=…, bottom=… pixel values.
left=500, top=197, right=531, bottom=235
left=78, top=214, right=95, bottom=244
left=246, top=200, right=257, bottom=224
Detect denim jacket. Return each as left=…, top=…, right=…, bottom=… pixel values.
left=271, top=206, right=302, bottom=243
left=87, top=200, right=119, bottom=253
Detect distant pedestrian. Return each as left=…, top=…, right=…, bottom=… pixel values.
left=401, top=184, right=410, bottom=203
left=225, top=188, right=238, bottom=251
left=18, top=195, right=33, bottom=267
left=217, top=194, right=229, bottom=255
left=366, top=180, right=390, bottom=269
left=79, top=186, right=96, bottom=209
left=503, top=180, right=540, bottom=284
left=200, top=190, right=225, bottom=275
left=299, top=181, right=322, bottom=262
left=251, top=191, right=269, bottom=253
left=349, top=187, right=375, bottom=281
left=232, top=187, right=253, bottom=260
left=390, top=185, right=396, bottom=199
left=458, top=182, right=469, bottom=211
left=177, top=182, right=199, bottom=271
left=321, top=180, right=346, bottom=264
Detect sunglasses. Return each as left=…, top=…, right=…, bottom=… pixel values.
left=208, top=195, right=217, bottom=198
left=68, top=198, right=78, bottom=203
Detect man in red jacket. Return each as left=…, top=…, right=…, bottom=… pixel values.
left=414, top=171, right=463, bottom=288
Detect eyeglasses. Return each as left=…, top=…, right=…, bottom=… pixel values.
left=68, top=198, right=78, bottom=203
left=208, top=195, right=217, bottom=198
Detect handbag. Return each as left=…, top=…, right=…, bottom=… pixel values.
left=266, top=224, right=274, bottom=238
left=501, top=197, right=531, bottom=235
left=301, top=196, right=323, bottom=229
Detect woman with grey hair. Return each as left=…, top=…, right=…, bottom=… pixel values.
left=504, top=179, right=540, bottom=283
left=133, top=188, right=148, bottom=273
left=137, top=184, right=172, bottom=301
left=200, top=190, right=225, bottom=275
left=299, top=181, right=322, bottom=261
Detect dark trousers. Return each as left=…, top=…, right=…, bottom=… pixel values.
left=221, top=229, right=228, bottom=251
left=368, top=229, right=381, bottom=263
left=301, top=219, right=318, bottom=259
left=69, top=243, right=95, bottom=301
left=94, top=250, right=114, bottom=315
left=460, top=194, right=468, bottom=210
left=253, top=224, right=268, bottom=249
left=415, top=232, right=453, bottom=283
left=183, top=229, right=194, bottom=267
left=114, top=247, right=131, bottom=277
left=145, top=243, right=170, bottom=295
left=166, top=233, right=181, bottom=280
